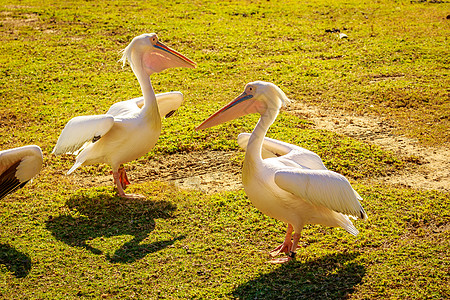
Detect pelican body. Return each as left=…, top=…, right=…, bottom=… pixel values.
left=52, top=34, right=196, bottom=198
left=196, top=81, right=367, bottom=263
left=0, top=145, right=43, bottom=200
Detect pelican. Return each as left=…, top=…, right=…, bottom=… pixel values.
left=52, top=34, right=196, bottom=198
left=0, top=145, right=43, bottom=200
left=196, top=81, right=367, bottom=263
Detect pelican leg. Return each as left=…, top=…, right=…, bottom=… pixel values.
left=112, top=169, right=144, bottom=199
left=269, top=224, right=294, bottom=257
left=112, top=170, right=126, bottom=196
left=269, top=232, right=301, bottom=264
left=288, top=232, right=301, bottom=260
left=118, top=167, right=131, bottom=190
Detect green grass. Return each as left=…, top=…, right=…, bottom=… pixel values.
left=1, top=183, right=448, bottom=298
left=0, top=0, right=449, bottom=299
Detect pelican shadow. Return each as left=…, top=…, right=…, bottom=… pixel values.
left=45, top=191, right=182, bottom=263
left=0, top=243, right=31, bottom=278
left=232, top=252, right=365, bottom=299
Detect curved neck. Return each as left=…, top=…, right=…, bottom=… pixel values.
left=131, top=55, right=160, bottom=122
left=245, top=107, right=279, bottom=164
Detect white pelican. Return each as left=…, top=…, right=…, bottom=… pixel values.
left=0, top=145, right=43, bottom=200
left=196, top=81, right=367, bottom=263
left=52, top=33, right=196, bottom=198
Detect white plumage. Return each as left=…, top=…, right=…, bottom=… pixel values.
left=0, top=145, right=43, bottom=200
left=197, top=81, right=367, bottom=263
left=52, top=34, right=196, bottom=198
left=237, top=133, right=327, bottom=169
left=53, top=115, right=115, bottom=156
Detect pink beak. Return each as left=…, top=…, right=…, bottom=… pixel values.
left=195, top=92, right=266, bottom=131
left=143, top=41, right=196, bottom=73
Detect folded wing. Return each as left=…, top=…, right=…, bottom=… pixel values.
left=0, top=145, right=43, bottom=200
left=274, top=169, right=367, bottom=220
left=237, top=133, right=327, bottom=170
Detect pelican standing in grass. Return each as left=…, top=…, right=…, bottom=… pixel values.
left=53, top=34, right=196, bottom=198
left=0, top=145, right=43, bottom=200
left=196, top=81, right=367, bottom=263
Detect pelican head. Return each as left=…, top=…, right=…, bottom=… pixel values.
left=120, top=33, right=196, bottom=75
left=196, top=81, right=290, bottom=131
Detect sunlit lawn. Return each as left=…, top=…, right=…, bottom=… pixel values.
left=0, top=0, right=449, bottom=299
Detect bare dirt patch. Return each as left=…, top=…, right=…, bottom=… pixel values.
left=0, top=11, right=39, bottom=26
left=288, top=102, right=450, bottom=193
left=72, top=151, right=243, bottom=194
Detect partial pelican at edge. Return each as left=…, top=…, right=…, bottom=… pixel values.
left=0, top=145, right=43, bottom=200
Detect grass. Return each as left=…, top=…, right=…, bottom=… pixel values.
left=1, top=183, right=448, bottom=298
left=0, top=0, right=449, bottom=299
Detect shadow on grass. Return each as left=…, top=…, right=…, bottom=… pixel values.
left=45, top=191, right=182, bottom=263
left=232, top=252, right=365, bottom=299
left=0, top=243, right=31, bottom=278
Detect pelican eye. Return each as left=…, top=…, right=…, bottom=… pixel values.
left=150, top=36, right=157, bottom=44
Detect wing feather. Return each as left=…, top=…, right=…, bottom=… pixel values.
left=0, top=145, right=42, bottom=200
left=52, top=115, right=115, bottom=155
left=0, top=145, right=43, bottom=181
left=156, top=91, right=184, bottom=119
left=275, top=169, right=367, bottom=220
left=0, top=160, right=28, bottom=200
left=106, top=92, right=183, bottom=119
left=237, top=133, right=326, bottom=170
left=106, top=98, right=142, bottom=117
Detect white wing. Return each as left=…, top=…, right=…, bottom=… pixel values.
left=156, top=91, right=184, bottom=118
left=274, top=169, right=367, bottom=220
left=0, top=145, right=43, bottom=200
left=106, top=98, right=142, bottom=117
left=106, top=92, right=183, bottom=119
left=237, top=133, right=327, bottom=170
left=52, top=115, right=115, bottom=155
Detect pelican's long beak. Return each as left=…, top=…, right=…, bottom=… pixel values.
left=144, top=41, right=196, bottom=73
left=196, top=92, right=265, bottom=131
left=155, top=41, right=196, bottom=68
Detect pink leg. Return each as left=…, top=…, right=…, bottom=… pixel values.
left=118, top=167, right=130, bottom=190
left=269, top=224, right=294, bottom=257
left=112, top=169, right=144, bottom=199
left=269, top=230, right=302, bottom=264
left=112, top=170, right=127, bottom=197
left=288, top=233, right=301, bottom=260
